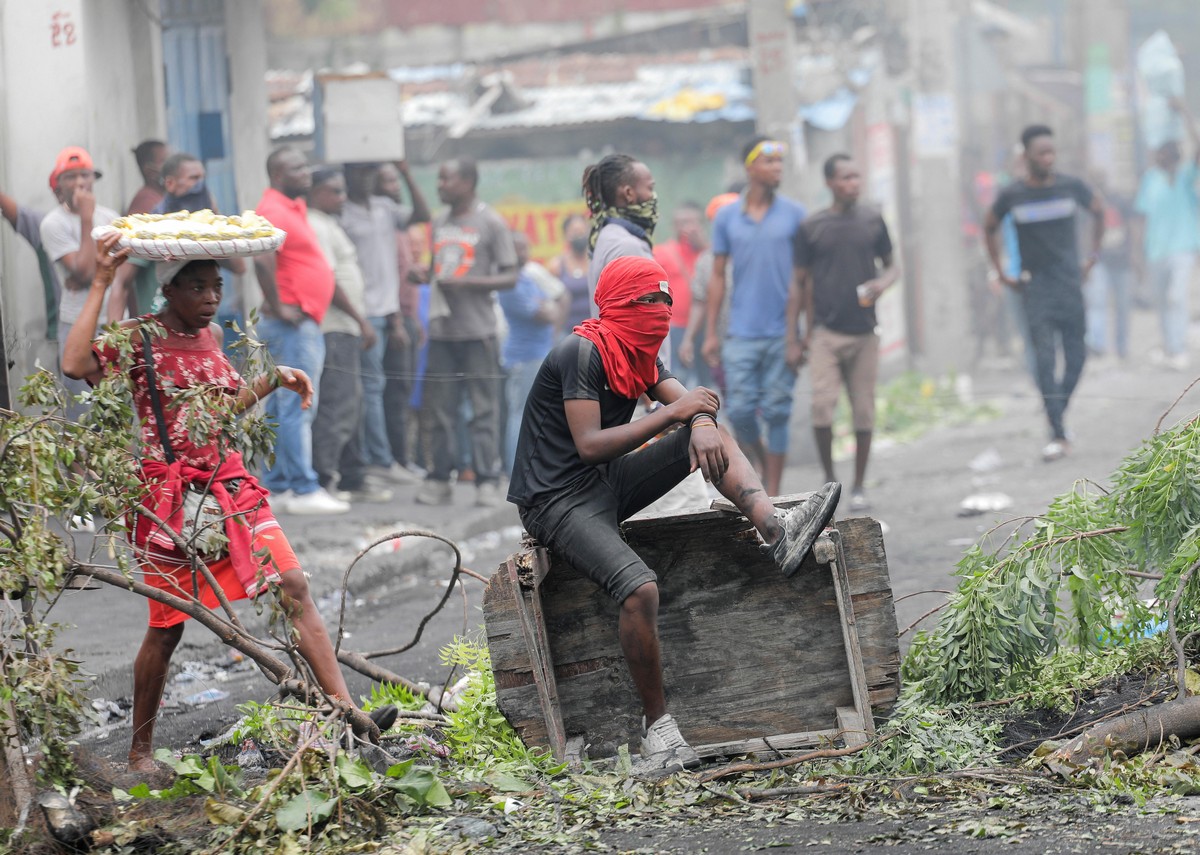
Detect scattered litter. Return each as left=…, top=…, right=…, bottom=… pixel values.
left=183, top=688, right=230, bottom=707
left=201, top=716, right=248, bottom=748
left=958, top=492, right=1014, bottom=516
left=235, top=739, right=266, bottom=769
left=400, top=733, right=450, bottom=759
left=90, top=698, right=128, bottom=725
left=444, top=816, right=497, bottom=841
left=968, top=448, right=1002, bottom=473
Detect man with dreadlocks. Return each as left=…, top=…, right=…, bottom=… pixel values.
left=508, top=254, right=841, bottom=772
left=583, top=153, right=658, bottom=312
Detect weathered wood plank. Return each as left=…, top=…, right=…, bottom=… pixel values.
left=483, top=503, right=901, bottom=759
left=504, top=558, right=566, bottom=759
left=836, top=707, right=869, bottom=748
left=827, top=531, right=875, bottom=740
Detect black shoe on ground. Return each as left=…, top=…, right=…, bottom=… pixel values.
left=368, top=705, right=398, bottom=734
left=768, top=482, right=842, bottom=577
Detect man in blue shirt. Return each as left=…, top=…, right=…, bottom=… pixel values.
left=499, top=232, right=565, bottom=472
left=1133, top=96, right=1200, bottom=370
left=701, top=137, right=806, bottom=496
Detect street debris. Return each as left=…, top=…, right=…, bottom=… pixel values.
left=957, top=491, right=1014, bottom=516
left=968, top=447, right=1003, bottom=473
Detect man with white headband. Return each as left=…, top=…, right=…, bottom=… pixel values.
left=701, top=137, right=807, bottom=498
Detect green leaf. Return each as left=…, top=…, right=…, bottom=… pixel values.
left=386, top=764, right=452, bottom=807
left=274, top=790, right=337, bottom=832
left=336, top=753, right=374, bottom=789
left=484, top=770, right=532, bottom=793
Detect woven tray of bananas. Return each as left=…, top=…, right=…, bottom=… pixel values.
left=92, top=209, right=286, bottom=260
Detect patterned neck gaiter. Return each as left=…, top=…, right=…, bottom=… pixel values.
left=587, top=194, right=659, bottom=255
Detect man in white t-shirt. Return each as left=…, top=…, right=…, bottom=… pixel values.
left=38, top=147, right=121, bottom=410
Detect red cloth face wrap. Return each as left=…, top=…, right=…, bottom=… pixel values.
left=573, top=255, right=672, bottom=399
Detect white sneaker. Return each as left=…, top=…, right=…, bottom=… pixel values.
left=640, top=713, right=701, bottom=770
left=368, top=463, right=420, bottom=485
left=285, top=487, right=351, bottom=515
left=1041, top=440, right=1069, bottom=462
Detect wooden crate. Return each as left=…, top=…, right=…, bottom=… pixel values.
left=483, top=495, right=900, bottom=760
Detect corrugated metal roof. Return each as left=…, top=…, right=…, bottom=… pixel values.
left=269, top=53, right=868, bottom=141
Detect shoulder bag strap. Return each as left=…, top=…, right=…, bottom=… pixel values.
left=140, top=326, right=176, bottom=464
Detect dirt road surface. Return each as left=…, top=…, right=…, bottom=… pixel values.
left=54, top=311, right=1200, bottom=852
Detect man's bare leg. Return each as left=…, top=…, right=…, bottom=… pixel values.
left=735, top=435, right=766, bottom=479
left=763, top=451, right=786, bottom=497
left=711, top=427, right=840, bottom=576
left=619, top=581, right=667, bottom=725
left=710, top=427, right=787, bottom=541
left=853, top=430, right=872, bottom=494
left=813, top=426, right=836, bottom=483
left=129, top=623, right=184, bottom=772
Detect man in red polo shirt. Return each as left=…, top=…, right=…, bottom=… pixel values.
left=653, top=201, right=704, bottom=386
left=254, top=146, right=349, bottom=515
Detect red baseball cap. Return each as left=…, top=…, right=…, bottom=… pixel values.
left=49, top=146, right=102, bottom=191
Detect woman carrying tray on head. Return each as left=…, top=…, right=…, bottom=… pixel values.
left=63, top=231, right=395, bottom=774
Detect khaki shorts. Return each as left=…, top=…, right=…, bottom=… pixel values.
left=809, top=326, right=880, bottom=431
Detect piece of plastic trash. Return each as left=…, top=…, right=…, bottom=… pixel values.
left=958, top=492, right=1014, bottom=516
left=183, top=688, right=230, bottom=707
left=968, top=448, right=1002, bottom=473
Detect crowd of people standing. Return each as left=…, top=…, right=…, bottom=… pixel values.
left=11, top=114, right=1197, bottom=516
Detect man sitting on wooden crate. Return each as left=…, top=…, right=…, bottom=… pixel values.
left=507, top=254, right=841, bottom=772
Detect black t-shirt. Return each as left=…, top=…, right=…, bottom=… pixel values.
left=794, top=205, right=893, bottom=335
left=507, top=334, right=672, bottom=508
left=991, top=175, right=1095, bottom=289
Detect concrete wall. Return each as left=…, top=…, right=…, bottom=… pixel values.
left=225, top=0, right=270, bottom=312
left=0, top=1, right=167, bottom=388
left=0, top=0, right=269, bottom=392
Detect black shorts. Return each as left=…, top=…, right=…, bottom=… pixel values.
left=518, top=426, right=693, bottom=603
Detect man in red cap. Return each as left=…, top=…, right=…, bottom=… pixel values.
left=39, top=146, right=123, bottom=414
left=507, top=254, right=840, bottom=773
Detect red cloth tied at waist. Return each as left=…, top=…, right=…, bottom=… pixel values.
left=134, top=454, right=275, bottom=597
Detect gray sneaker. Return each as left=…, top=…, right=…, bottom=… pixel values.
left=475, top=481, right=502, bottom=507
left=414, top=479, right=453, bottom=506
left=639, top=713, right=701, bottom=770
left=769, top=482, right=842, bottom=577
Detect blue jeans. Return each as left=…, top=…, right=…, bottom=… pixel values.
left=1084, top=262, right=1131, bottom=358
left=504, top=359, right=542, bottom=473
left=258, top=315, right=324, bottom=495
left=721, top=336, right=796, bottom=455
left=358, top=316, right=393, bottom=468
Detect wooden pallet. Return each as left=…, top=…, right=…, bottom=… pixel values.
left=483, top=494, right=900, bottom=760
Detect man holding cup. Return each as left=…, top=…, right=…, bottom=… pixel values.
left=789, top=154, right=899, bottom=513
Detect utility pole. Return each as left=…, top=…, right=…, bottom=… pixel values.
left=905, top=0, right=971, bottom=374
left=0, top=284, right=9, bottom=411
left=747, top=0, right=802, bottom=196
left=1079, top=0, right=1137, bottom=197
